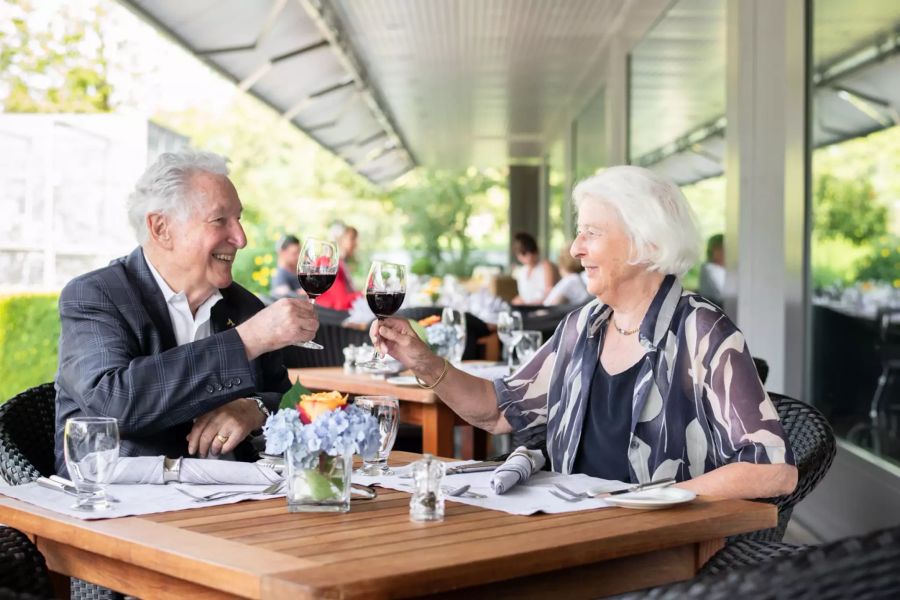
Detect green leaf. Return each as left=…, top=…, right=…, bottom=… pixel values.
left=279, top=378, right=312, bottom=410
left=408, top=318, right=428, bottom=343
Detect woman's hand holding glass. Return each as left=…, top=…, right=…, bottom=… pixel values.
left=64, top=417, right=119, bottom=511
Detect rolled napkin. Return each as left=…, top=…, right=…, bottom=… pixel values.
left=490, top=446, right=546, bottom=495
left=109, top=456, right=281, bottom=485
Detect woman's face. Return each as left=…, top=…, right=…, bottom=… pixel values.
left=570, top=200, right=643, bottom=299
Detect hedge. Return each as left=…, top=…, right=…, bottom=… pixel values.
left=0, top=293, right=60, bottom=400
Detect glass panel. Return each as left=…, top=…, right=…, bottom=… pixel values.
left=810, top=0, right=900, bottom=467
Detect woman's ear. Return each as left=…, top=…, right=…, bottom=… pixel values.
left=146, top=213, right=173, bottom=249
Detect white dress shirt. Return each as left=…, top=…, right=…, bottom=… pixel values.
left=145, top=258, right=223, bottom=346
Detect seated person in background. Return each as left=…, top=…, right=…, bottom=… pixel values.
left=270, top=234, right=305, bottom=299
left=511, top=232, right=559, bottom=305
left=699, top=233, right=726, bottom=307
left=371, top=165, right=797, bottom=499
left=316, top=225, right=363, bottom=311
left=544, top=245, right=592, bottom=306
left=54, top=150, right=320, bottom=474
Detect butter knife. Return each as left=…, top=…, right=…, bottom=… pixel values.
left=38, top=476, right=121, bottom=503
left=445, top=461, right=504, bottom=475
left=608, top=477, right=676, bottom=496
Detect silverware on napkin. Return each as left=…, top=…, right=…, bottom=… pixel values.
left=36, top=476, right=121, bottom=503
left=445, top=461, right=504, bottom=475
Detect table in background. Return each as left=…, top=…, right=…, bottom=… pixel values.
left=0, top=452, right=776, bottom=599
left=289, top=367, right=490, bottom=459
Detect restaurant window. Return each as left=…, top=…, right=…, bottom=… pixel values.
left=628, top=0, right=726, bottom=294
left=809, top=0, right=900, bottom=468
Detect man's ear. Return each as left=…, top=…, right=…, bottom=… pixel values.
left=147, top=213, right=173, bottom=249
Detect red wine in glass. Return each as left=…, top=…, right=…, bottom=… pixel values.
left=295, top=238, right=338, bottom=350
left=358, top=261, right=407, bottom=370
left=366, top=291, right=406, bottom=318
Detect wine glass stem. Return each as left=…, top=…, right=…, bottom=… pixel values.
left=507, top=342, right=516, bottom=373
left=374, top=317, right=385, bottom=360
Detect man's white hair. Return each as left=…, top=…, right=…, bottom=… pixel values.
left=573, top=165, right=700, bottom=276
left=127, top=149, right=230, bottom=245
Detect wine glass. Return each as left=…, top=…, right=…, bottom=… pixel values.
left=357, top=261, right=407, bottom=370
left=354, top=396, right=400, bottom=475
left=295, top=238, right=339, bottom=350
left=441, top=307, right=467, bottom=365
left=516, top=329, right=543, bottom=366
left=497, top=310, right=524, bottom=374
left=64, top=417, right=119, bottom=511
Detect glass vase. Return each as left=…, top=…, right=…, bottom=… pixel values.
left=285, top=448, right=352, bottom=513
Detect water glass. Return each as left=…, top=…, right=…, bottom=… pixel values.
left=497, top=310, right=524, bottom=374
left=441, top=307, right=467, bottom=365
left=64, top=417, right=120, bottom=511
left=354, top=396, right=400, bottom=475
left=516, top=330, right=543, bottom=366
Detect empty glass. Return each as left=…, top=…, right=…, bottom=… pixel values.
left=441, top=307, right=467, bottom=365
left=516, top=330, right=543, bottom=366
left=354, top=396, right=400, bottom=475
left=497, top=310, right=524, bottom=374
left=64, top=417, right=119, bottom=511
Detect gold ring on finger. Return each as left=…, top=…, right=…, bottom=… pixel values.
left=215, top=433, right=230, bottom=444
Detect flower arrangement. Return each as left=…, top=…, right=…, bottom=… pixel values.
left=263, top=390, right=380, bottom=470
left=414, top=315, right=460, bottom=356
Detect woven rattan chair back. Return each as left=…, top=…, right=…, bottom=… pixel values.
left=0, top=383, right=57, bottom=485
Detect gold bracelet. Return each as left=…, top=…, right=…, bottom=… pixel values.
left=416, top=358, right=450, bottom=390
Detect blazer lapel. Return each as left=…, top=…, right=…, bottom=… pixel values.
left=125, top=248, right=177, bottom=351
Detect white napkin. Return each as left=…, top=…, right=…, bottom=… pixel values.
left=110, top=457, right=281, bottom=485
left=490, top=446, right=545, bottom=494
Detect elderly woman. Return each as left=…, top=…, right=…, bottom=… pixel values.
left=372, top=166, right=797, bottom=499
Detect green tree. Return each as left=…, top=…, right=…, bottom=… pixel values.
left=390, top=170, right=502, bottom=276
left=1, top=0, right=113, bottom=112
left=813, top=173, right=888, bottom=244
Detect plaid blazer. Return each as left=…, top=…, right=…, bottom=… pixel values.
left=54, top=247, right=291, bottom=473
left=494, top=275, right=794, bottom=482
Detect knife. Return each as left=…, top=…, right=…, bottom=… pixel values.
left=445, top=461, right=504, bottom=475
left=37, top=476, right=121, bottom=503
left=607, top=477, right=676, bottom=496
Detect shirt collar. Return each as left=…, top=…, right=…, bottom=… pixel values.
left=144, top=255, right=223, bottom=310
left=587, top=274, right=683, bottom=351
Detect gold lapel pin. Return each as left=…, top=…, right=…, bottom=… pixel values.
left=226, top=318, right=236, bottom=328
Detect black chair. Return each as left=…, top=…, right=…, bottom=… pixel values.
left=0, top=526, right=54, bottom=599
left=0, top=385, right=123, bottom=600
left=0, top=383, right=57, bottom=485
left=870, top=308, right=900, bottom=433
left=617, top=524, right=900, bottom=599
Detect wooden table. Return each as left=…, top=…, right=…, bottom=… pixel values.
left=289, top=367, right=490, bottom=460
left=0, top=452, right=776, bottom=599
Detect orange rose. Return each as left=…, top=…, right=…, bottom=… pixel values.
left=418, top=315, right=441, bottom=327
left=297, top=391, right=349, bottom=424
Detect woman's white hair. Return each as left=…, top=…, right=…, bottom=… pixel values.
left=127, top=149, right=230, bottom=245
left=572, top=165, right=700, bottom=276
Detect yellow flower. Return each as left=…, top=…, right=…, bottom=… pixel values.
left=894, top=279, right=900, bottom=288
left=881, top=248, right=890, bottom=258
left=254, top=256, right=263, bottom=265
left=263, top=253, right=273, bottom=265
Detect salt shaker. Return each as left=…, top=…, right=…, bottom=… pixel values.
left=342, top=344, right=357, bottom=372
left=409, top=454, right=445, bottom=522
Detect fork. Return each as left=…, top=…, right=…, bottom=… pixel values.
left=549, top=489, right=583, bottom=503
left=175, top=480, right=284, bottom=502
left=443, top=485, right=487, bottom=499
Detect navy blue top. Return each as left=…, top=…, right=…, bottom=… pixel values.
left=572, top=349, right=641, bottom=481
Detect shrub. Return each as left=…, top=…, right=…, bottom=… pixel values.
left=0, top=293, right=60, bottom=400
left=856, top=235, right=900, bottom=286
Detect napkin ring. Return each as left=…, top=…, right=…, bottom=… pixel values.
left=163, top=457, right=182, bottom=483
left=416, top=358, right=449, bottom=390
left=508, top=448, right=536, bottom=471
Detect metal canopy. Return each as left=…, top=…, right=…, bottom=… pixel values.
left=119, top=0, right=654, bottom=179
left=630, top=0, right=900, bottom=186
left=120, top=0, right=416, bottom=184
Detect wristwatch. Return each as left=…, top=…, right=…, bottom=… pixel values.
left=248, top=395, right=271, bottom=419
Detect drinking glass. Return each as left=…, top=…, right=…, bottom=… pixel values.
left=441, top=307, right=467, bottom=365
left=515, top=329, right=543, bottom=366
left=354, top=396, right=400, bottom=475
left=358, top=261, right=407, bottom=370
left=64, top=417, right=119, bottom=511
left=497, top=310, right=524, bottom=374
left=295, top=238, right=339, bottom=350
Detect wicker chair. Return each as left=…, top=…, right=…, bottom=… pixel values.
left=617, top=524, right=900, bottom=599
left=696, top=393, right=837, bottom=575
left=281, top=322, right=371, bottom=368
left=0, top=383, right=57, bottom=485
left=0, top=384, right=124, bottom=600
left=0, top=526, right=54, bottom=599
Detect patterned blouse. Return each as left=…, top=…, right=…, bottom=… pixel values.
left=494, top=275, right=795, bottom=483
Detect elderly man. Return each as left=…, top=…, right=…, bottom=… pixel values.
left=54, top=150, right=318, bottom=473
